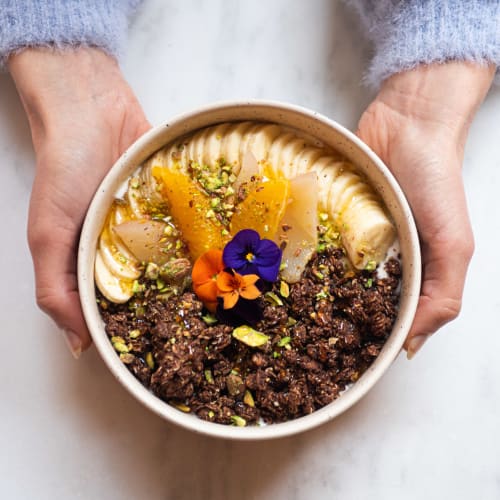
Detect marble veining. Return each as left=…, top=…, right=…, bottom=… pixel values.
left=0, top=1, right=499, bottom=499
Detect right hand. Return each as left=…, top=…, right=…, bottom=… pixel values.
left=9, top=48, right=151, bottom=357
left=356, top=62, right=495, bottom=358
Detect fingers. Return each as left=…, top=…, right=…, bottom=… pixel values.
left=405, top=233, right=474, bottom=358
left=28, top=216, right=92, bottom=357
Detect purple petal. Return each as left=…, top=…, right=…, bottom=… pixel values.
left=255, top=239, right=282, bottom=267
left=255, top=239, right=282, bottom=282
left=223, top=229, right=261, bottom=274
left=234, top=229, right=261, bottom=249
left=256, top=261, right=281, bottom=282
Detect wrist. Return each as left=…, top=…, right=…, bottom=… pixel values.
left=377, top=61, right=495, bottom=136
left=9, top=47, right=122, bottom=142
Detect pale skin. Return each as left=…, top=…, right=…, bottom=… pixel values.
left=8, top=48, right=495, bottom=358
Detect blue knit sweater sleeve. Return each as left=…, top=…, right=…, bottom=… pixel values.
left=346, top=0, right=500, bottom=87
left=0, top=0, right=140, bottom=67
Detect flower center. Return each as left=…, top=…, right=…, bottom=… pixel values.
left=245, top=252, right=255, bottom=262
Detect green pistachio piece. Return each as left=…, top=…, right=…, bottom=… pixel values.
left=202, top=314, right=218, bottom=325
left=265, top=292, right=283, bottom=306
left=129, top=329, right=142, bottom=339
left=277, top=336, right=291, bottom=347
left=204, top=369, right=214, bottom=384
left=230, top=415, right=247, bottom=427
left=232, top=326, right=269, bottom=347
left=145, top=352, right=155, bottom=370
left=279, top=281, right=290, bottom=298
left=243, top=390, right=255, bottom=408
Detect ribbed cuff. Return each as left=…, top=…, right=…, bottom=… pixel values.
left=346, top=0, right=500, bottom=88
left=0, top=0, right=141, bottom=68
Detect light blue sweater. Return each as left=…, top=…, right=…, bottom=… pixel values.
left=0, top=0, right=499, bottom=87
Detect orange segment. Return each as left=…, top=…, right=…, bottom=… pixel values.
left=230, top=176, right=290, bottom=239
left=152, top=166, right=229, bottom=260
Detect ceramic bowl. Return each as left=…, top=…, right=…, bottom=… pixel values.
left=78, top=100, right=421, bottom=440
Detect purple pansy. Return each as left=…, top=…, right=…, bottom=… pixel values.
left=223, top=229, right=282, bottom=282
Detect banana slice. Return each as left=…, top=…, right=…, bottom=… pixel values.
left=95, top=202, right=141, bottom=302
left=220, top=122, right=255, bottom=170
left=95, top=250, right=134, bottom=304
left=341, top=198, right=396, bottom=268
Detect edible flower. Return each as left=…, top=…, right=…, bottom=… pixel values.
left=191, top=249, right=225, bottom=311
left=216, top=269, right=261, bottom=309
left=223, top=229, right=282, bottom=282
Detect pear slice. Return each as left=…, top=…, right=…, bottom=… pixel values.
left=113, top=219, right=178, bottom=265
left=277, top=172, right=318, bottom=283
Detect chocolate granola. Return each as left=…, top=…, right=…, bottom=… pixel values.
left=98, top=247, right=401, bottom=425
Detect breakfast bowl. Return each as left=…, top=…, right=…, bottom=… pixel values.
left=78, top=100, right=421, bottom=440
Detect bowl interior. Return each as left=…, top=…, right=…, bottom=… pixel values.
left=78, top=100, right=421, bottom=440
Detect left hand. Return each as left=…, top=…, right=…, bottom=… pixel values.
left=9, top=48, right=151, bottom=357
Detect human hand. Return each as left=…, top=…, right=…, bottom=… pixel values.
left=357, top=62, right=494, bottom=358
left=9, top=48, right=150, bottom=358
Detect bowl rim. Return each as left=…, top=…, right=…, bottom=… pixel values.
left=78, top=99, right=421, bottom=440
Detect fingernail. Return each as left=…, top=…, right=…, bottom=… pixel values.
left=63, top=329, right=82, bottom=359
left=407, top=334, right=430, bottom=360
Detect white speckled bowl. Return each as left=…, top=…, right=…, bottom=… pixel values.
left=78, top=100, right=421, bottom=440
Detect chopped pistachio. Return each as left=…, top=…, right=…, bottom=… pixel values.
left=113, top=341, right=129, bottom=354
left=313, top=270, right=324, bottom=280
left=163, top=224, right=174, bottom=236
left=132, top=280, right=145, bottom=294
left=286, top=317, right=297, bottom=327
left=119, top=352, right=135, bottom=364
left=145, top=352, right=155, bottom=370
left=232, top=325, right=269, bottom=347
left=111, top=336, right=124, bottom=344
left=145, top=262, right=160, bottom=280
left=230, top=415, right=246, bottom=427
left=265, top=292, right=283, bottom=306
left=279, top=281, right=290, bottom=298
left=277, top=336, right=291, bottom=347
left=243, top=390, right=255, bottom=408
left=315, top=290, right=329, bottom=300
left=202, top=313, right=218, bottom=325
left=364, top=278, right=373, bottom=288
left=174, top=403, right=191, bottom=413
left=129, top=329, right=142, bottom=339
left=204, top=369, right=214, bottom=384
left=365, top=260, right=377, bottom=271
left=272, top=351, right=280, bottom=358
left=156, top=278, right=167, bottom=291
left=208, top=410, right=215, bottom=419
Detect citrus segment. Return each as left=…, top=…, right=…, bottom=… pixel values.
left=152, top=166, right=229, bottom=260
left=230, top=176, right=290, bottom=239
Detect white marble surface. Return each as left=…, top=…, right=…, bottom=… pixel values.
left=1, top=1, right=499, bottom=499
